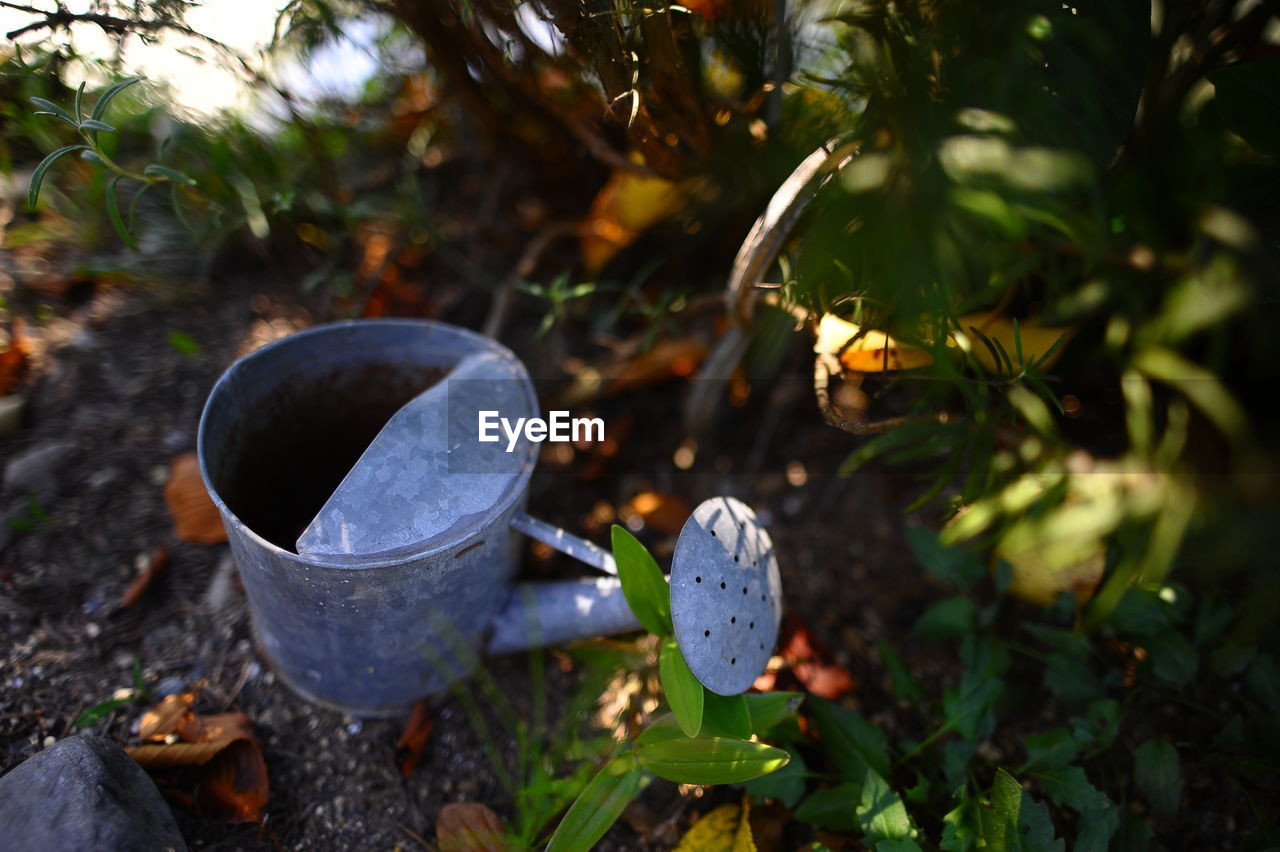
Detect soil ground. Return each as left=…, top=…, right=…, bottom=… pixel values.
left=2, top=249, right=1264, bottom=850
left=0, top=260, right=939, bottom=849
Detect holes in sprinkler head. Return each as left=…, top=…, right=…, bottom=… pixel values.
left=742, top=587, right=747, bottom=594
left=733, top=555, right=739, bottom=563
left=695, top=576, right=702, bottom=583
left=720, top=581, right=726, bottom=589
left=731, top=658, right=736, bottom=665
left=731, top=616, right=736, bottom=624
left=749, top=621, right=754, bottom=629
left=710, top=529, right=716, bottom=538
left=704, top=629, right=710, bottom=637
left=761, top=594, right=766, bottom=602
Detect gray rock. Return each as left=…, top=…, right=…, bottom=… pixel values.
left=3, top=440, right=75, bottom=500
left=0, top=394, right=24, bottom=439
left=0, top=734, right=187, bottom=852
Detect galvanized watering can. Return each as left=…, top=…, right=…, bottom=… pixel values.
left=198, top=320, right=782, bottom=716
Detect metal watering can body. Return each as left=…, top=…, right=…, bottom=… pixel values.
left=198, top=320, right=780, bottom=717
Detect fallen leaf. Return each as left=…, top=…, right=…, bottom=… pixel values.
left=581, top=153, right=682, bottom=274
left=128, top=739, right=238, bottom=769
left=197, top=738, right=270, bottom=824
left=139, top=691, right=197, bottom=741
left=775, top=613, right=856, bottom=700
left=606, top=338, right=709, bottom=395
left=952, top=311, right=1071, bottom=375
left=121, top=545, right=170, bottom=608
left=177, top=712, right=255, bottom=744
left=815, top=314, right=933, bottom=373
left=437, top=801, right=510, bottom=852
left=0, top=320, right=34, bottom=397
left=626, top=492, right=692, bottom=537
left=674, top=797, right=757, bottom=852
left=164, top=453, right=226, bottom=543
left=396, top=701, right=435, bottom=780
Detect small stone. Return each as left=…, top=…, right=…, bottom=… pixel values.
left=0, top=735, right=187, bottom=851
left=3, top=440, right=75, bottom=499
left=156, top=677, right=186, bottom=697
left=0, top=394, right=25, bottom=438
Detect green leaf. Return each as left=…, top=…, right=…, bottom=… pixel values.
left=104, top=175, right=137, bottom=251
left=74, top=81, right=86, bottom=122
left=794, top=782, right=860, bottom=830
left=941, top=795, right=979, bottom=852
left=1021, top=729, right=1080, bottom=772
left=610, top=525, right=671, bottom=636
left=876, top=839, right=924, bottom=852
left=144, top=164, right=198, bottom=186
left=1246, top=652, right=1280, bottom=711
left=1134, top=739, right=1180, bottom=822
left=808, top=696, right=890, bottom=783
left=702, top=692, right=752, bottom=740
left=857, top=771, right=915, bottom=844
left=1074, top=804, right=1120, bottom=852
left=170, top=183, right=195, bottom=236
left=81, top=149, right=109, bottom=168
left=741, top=746, right=807, bottom=807
left=90, top=76, right=142, bottom=123
left=1070, top=700, right=1121, bottom=755
left=1042, top=649, right=1103, bottom=706
left=986, top=769, right=1064, bottom=852
left=30, top=97, right=77, bottom=126
left=744, top=691, right=804, bottom=734
left=942, top=670, right=1002, bottom=741
left=635, top=737, right=789, bottom=785
left=1145, top=628, right=1198, bottom=686
left=74, top=697, right=132, bottom=727
left=28, top=145, right=88, bottom=209
left=1031, top=765, right=1108, bottom=813
left=904, top=526, right=984, bottom=587
left=877, top=640, right=925, bottom=705
left=912, top=597, right=976, bottom=640
left=635, top=714, right=685, bottom=747
left=660, top=637, right=703, bottom=737
left=167, top=331, right=202, bottom=358
left=79, top=118, right=116, bottom=133
left=546, top=755, right=646, bottom=852
left=1208, top=58, right=1280, bottom=154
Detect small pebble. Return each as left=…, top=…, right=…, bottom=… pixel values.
left=156, top=677, right=186, bottom=697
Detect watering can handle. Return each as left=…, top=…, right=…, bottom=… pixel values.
left=509, top=511, right=617, bottom=575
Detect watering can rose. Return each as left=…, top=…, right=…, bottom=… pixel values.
left=477, top=410, right=605, bottom=452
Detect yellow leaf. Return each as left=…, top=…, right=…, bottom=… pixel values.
left=952, top=312, right=1071, bottom=375
left=814, top=314, right=933, bottom=373
left=581, top=152, right=682, bottom=275
left=674, top=798, right=757, bottom=852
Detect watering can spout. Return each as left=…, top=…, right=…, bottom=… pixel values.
left=485, top=578, right=643, bottom=655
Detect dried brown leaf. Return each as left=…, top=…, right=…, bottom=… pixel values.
left=396, top=701, right=434, bottom=780
left=776, top=613, right=856, bottom=700
left=121, top=545, right=170, bottom=608
left=626, top=491, right=692, bottom=537
left=127, top=739, right=237, bottom=768
left=197, top=738, right=269, bottom=824
left=139, top=691, right=198, bottom=741
left=164, top=453, right=226, bottom=543
left=177, top=712, right=254, bottom=744
left=437, top=802, right=510, bottom=852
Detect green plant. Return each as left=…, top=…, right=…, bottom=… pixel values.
left=545, top=526, right=795, bottom=852
left=73, top=661, right=150, bottom=727
left=26, top=76, right=206, bottom=250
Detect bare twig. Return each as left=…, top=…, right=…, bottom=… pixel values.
left=483, top=220, right=581, bottom=339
